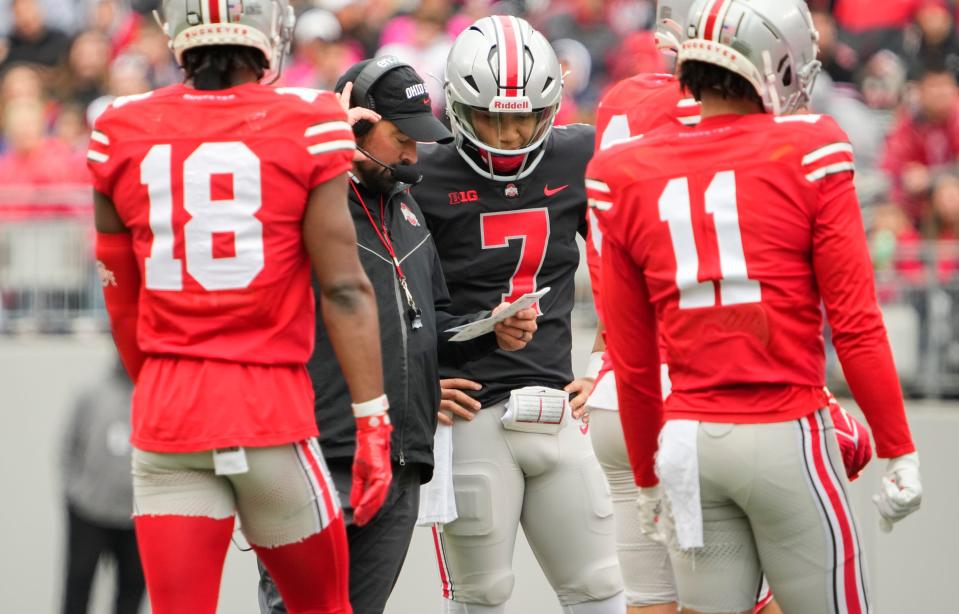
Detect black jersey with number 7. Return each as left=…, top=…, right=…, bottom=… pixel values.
left=413, top=123, right=594, bottom=407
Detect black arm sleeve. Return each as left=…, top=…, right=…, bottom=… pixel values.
left=431, top=247, right=499, bottom=367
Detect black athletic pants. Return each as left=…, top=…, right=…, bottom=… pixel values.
left=257, top=460, right=423, bottom=614
left=61, top=503, right=145, bottom=614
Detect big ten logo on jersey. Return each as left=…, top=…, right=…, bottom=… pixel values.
left=448, top=189, right=479, bottom=205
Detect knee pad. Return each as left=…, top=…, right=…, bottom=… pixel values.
left=443, top=571, right=514, bottom=609
left=561, top=591, right=626, bottom=614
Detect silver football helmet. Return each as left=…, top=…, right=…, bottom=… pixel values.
left=445, top=15, right=563, bottom=181
left=158, top=0, right=296, bottom=81
left=678, top=0, right=821, bottom=114
left=655, top=0, right=696, bottom=52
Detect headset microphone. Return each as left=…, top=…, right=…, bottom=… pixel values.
left=356, top=146, right=423, bottom=185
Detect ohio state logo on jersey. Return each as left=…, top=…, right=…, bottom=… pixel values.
left=400, top=203, right=420, bottom=226
left=504, top=183, right=519, bottom=198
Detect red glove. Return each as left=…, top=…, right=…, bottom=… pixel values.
left=827, top=390, right=873, bottom=481
left=351, top=413, right=393, bottom=526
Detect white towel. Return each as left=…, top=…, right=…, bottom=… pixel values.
left=656, top=419, right=703, bottom=549
left=417, top=423, right=457, bottom=526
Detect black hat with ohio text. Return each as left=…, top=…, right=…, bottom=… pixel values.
left=335, top=59, right=453, bottom=144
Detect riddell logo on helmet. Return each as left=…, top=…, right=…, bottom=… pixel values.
left=489, top=98, right=531, bottom=111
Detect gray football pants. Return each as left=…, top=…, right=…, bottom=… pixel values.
left=588, top=408, right=677, bottom=607
left=435, top=401, right=622, bottom=607
left=662, top=408, right=871, bottom=613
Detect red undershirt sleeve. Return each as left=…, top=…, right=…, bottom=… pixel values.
left=96, top=231, right=145, bottom=382
left=602, top=236, right=663, bottom=487
left=812, top=172, right=915, bottom=458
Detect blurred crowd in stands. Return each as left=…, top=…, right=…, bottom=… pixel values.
left=2, top=0, right=959, bottom=272
left=1, top=0, right=958, bottom=388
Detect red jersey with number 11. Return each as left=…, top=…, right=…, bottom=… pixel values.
left=587, top=112, right=914, bottom=486
left=87, top=83, right=354, bottom=452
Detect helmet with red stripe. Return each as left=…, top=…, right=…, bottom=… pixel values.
left=445, top=15, right=562, bottom=181
left=158, top=0, right=295, bottom=81
left=679, top=0, right=821, bottom=114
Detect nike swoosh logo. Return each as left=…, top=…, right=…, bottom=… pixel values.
left=544, top=184, right=569, bottom=197
left=579, top=423, right=589, bottom=435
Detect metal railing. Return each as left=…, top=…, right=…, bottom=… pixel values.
left=2, top=192, right=957, bottom=397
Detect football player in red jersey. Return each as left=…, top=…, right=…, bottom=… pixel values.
left=412, top=15, right=624, bottom=614
left=584, top=3, right=872, bottom=613
left=87, top=1, right=391, bottom=612
left=586, top=0, right=921, bottom=612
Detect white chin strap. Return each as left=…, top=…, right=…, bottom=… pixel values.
left=761, top=50, right=781, bottom=116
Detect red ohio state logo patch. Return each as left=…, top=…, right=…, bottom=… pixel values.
left=400, top=203, right=420, bottom=226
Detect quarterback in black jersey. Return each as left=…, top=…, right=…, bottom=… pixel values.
left=414, top=121, right=593, bottom=407
left=411, top=15, right=623, bottom=614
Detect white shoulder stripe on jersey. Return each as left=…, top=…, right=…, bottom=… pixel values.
left=307, top=140, right=356, bottom=155
left=304, top=121, right=352, bottom=137
left=774, top=114, right=822, bottom=124
left=87, top=150, right=109, bottom=163
left=802, top=142, right=853, bottom=166
left=585, top=178, right=611, bottom=194
left=678, top=115, right=702, bottom=126
left=677, top=98, right=699, bottom=108
left=275, top=87, right=321, bottom=103
left=588, top=198, right=613, bottom=211
left=90, top=130, right=109, bottom=145
left=805, top=161, right=855, bottom=182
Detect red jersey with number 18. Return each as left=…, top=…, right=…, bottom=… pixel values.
left=87, top=83, right=354, bottom=453
left=587, top=112, right=914, bottom=486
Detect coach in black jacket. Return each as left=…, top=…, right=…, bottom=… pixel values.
left=258, top=60, right=537, bottom=614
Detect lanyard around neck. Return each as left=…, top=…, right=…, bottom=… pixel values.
left=350, top=181, right=422, bottom=330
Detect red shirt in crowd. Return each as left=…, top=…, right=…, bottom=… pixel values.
left=881, top=101, right=959, bottom=220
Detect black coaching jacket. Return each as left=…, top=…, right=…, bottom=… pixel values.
left=308, top=175, right=497, bottom=484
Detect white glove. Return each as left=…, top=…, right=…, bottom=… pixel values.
left=872, top=452, right=922, bottom=532
left=636, top=485, right=671, bottom=545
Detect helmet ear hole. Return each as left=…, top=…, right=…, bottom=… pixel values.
left=782, top=65, right=792, bottom=87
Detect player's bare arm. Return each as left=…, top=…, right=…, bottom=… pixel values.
left=304, top=173, right=383, bottom=403
left=570, top=323, right=606, bottom=420
left=305, top=172, right=391, bottom=526
left=567, top=326, right=603, bottom=416
left=93, top=190, right=127, bottom=234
